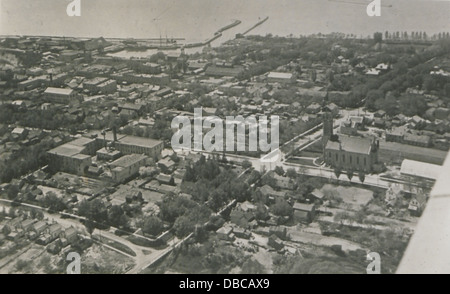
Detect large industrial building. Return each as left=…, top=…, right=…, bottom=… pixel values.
left=44, top=87, right=78, bottom=104
left=47, top=137, right=97, bottom=175
left=47, top=130, right=163, bottom=178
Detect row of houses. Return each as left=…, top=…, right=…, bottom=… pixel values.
left=1, top=217, right=78, bottom=249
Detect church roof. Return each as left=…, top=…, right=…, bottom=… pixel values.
left=325, top=135, right=374, bottom=155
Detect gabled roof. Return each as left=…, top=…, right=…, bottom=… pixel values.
left=310, top=189, right=325, bottom=200
left=293, top=203, right=315, bottom=212
left=268, top=72, right=293, bottom=79
left=48, top=223, right=62, bottom=234
left=325, top=135, right=374, bottom=155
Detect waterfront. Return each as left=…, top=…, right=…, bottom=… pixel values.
left=1, top=0, right=449, bottom=40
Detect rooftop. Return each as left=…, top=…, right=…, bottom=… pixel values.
left=84, top=77, right=108, bottom=86
left=118, top=135, right=163, bottom=149
left=325, top=135, right=374, bottom=155
left=71, top=137, right=96, bottom=147
left=44, top=87, right=74, bottom=96
left=400, top=159, right=441, bottom=180
left=293, top=203, right=315, bottom=212
left=110, top=154, right=148, bottom=168
left=48, top=144, right=85, bottom=157
left=268, top=72, right=293, bottom=79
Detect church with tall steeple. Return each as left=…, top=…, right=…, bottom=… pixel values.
left=321, top=95, right=380, bottom=174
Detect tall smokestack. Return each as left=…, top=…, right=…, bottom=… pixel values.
left=101, top=130, right=107, bottom=150
left=113, top=126, right=118, bottom=142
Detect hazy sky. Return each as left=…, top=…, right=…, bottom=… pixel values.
left=0, top=0, right=449, bottom=40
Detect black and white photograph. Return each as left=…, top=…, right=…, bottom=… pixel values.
left=0, top=0, right=449, bottom=276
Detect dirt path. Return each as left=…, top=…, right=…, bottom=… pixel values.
left=287, top=229, right=366, bottom=252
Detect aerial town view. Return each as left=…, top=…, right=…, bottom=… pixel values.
left=0, top=0, right=449, bottom=275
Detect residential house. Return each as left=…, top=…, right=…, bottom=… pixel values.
left=293, top=203, right=315, bottom=224
left=268, top=235, right=284, bottom=251
left=60, top=227, right=78, bottom=246
left=308, top=189, right=325, bottom=203
left=230, top=208, right=256, bottom=228
left=306, top=103, right=322, bottom=114
left=120, top=103, right=145, bottom=117
left=156, top=174, right=174, bottom=186
left=408, top=193, right=428, bottom=217
left=216, top=226, right=235, bottom=241
left=31, top=221, right=47, bottom=235
left=269, top=227, right=288, bottom=240
left=258, top=185, right=286, bottom=203
left=232, top=227, right=252, bottom=240
left=157, top=157, right=176, bottom=174
left=110, top=154, right=149, bottom=183
left=20, top=219, right=37, bottom=231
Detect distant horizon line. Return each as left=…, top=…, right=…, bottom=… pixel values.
left=1, top=31, right=449, bottom=41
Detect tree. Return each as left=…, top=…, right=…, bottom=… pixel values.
left=347, top=169, right=354, bottom=181
left=159, top=194, right=197, bottom=223
left=2, top=224, right=11, bottom=235
left=173, top=215, right=195, bottom=238
left=84, top=220, right=95, bottom=236
left=365, top=89, right=384, bottom=111
left=142, top=216, right=164, bottom=237
left=242, top=160, right=252, bottom=170
left=228, top=180, right=250, bottom=202
left=209, top=189, right=226, bottom=212
left=286, top=168, right=298, bottom=179
left=241, top=258, right=267, bottom=274
left=30, top=208, right=44, bottom=220
left=374, top=32, right=383, bottom=44
left=261, top=173, right=277, bottom=188
left=270, top=198, right=293, bottom=217
left=274, top=166, right=285, bottom=176
left=7, top=185, right=19, bottom=200
left=255, top=203, right=270, bottom=221
left=183, top=165, right=196, bottom=182
left=78, top=199, right=108, bottom=226
left=358, top=172, right=366, bottom=183
left=107, top=205, right=128, bottom=228
left=398, top=94, right=428, bottom=117
left=334, top=167, right=342, bottom=179
left=43, top=192, right=66, bottom=212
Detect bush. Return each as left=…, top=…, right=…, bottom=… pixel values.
left=242, top=160, right=252, bottom=169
